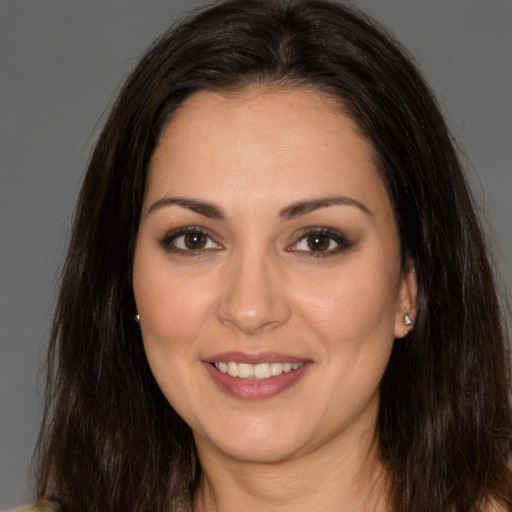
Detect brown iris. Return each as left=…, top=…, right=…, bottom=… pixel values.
left=184, top=232, right=207, bottom=250
left=307, top=234, right=330, bottom=251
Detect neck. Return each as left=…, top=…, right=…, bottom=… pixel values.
left=193, top=427, right=388, bottom=512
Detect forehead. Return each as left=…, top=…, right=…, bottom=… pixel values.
left=145, top=87, right=390, bottom=218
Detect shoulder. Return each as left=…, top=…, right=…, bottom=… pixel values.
left=7, top=502, right=58, bottom=512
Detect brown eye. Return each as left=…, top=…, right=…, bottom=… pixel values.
left=161, top=227, right=221, bottom=254
left=289, top=228, right=351, bottom=257
left=184, top=232, right=207, bottom=250
left=307, top=234, right=331, bottom=251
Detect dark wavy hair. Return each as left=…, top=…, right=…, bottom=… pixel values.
left=35, top=0, right=512, bottom=510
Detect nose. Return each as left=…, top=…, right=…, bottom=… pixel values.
left=216, top=251, right=292, bottom=335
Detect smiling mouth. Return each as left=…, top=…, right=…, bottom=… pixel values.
left=212, top=361, right=305, bottom=380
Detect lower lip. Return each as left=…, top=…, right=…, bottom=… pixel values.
left=203, top=362, right=311, bottom=400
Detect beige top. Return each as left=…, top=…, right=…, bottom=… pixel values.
left=9, top=502, right=56, bottom=512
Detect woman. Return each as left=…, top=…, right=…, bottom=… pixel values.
left=30, top=0, right=511, bottom=510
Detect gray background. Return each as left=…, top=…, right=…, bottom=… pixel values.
left=1, top=0, right=510, bottom=507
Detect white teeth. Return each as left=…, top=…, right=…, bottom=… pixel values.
left=214, top=361, right=305, bottom=379
left=254, top=363, right=271, bottom=379
left=270, top=362, right=283, bottom=376
left=227, top=361, right=238, bottom=377
left=238, top=363, right=254, bottom=379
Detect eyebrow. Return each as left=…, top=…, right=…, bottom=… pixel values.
left=279, top=196, right=372, bottom=220
left=147, top=197, right=223, bottom=219
left=146, top=195, right=372, bottom=220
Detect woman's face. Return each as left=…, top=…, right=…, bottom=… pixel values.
left=133, top=88, right=416, bottom=464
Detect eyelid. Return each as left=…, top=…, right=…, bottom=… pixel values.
left=159, top=226, right=223, bottom=255
left=159, top=225, right=351, bottom=257
left=287, top=227, right=352, bottom=256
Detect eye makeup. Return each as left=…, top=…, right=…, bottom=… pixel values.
left=287, top=227, right=353, bottom=258
left=159, top=226, right=222, bottom=256
left=158, top=224, right=353, bottom=260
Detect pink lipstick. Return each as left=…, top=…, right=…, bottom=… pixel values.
left=203, top=352, right=311, bottom=400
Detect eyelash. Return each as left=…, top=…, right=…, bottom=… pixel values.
left=288, top=227, right=352, bottom=258
left=159, top=226, right=352, bottom=258
left=160, top=226, right=221, bottom=256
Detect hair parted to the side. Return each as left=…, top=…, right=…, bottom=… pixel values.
left=35, top=1, right=512, bottom=511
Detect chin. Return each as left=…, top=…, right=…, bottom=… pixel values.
left=193, top=417, right=312, bottom=464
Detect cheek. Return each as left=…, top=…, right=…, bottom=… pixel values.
left=132, top=252, right=216, bottom=352
left=295, top=257, right=400, bottom=351
left=295, top=262, right=399, bottom=415
left=132, top=255, right=217, bottom=418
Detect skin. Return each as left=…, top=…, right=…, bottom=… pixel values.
left=133, top=87, right=418, bottom=511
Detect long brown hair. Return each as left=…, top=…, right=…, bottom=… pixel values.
left=35, top=1, right=512, bottom=510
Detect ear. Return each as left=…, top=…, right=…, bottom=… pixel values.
left=394, top=259, right=418, bottom=339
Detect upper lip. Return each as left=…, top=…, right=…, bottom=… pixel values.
left=203, top=351, right=310, bottom=364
